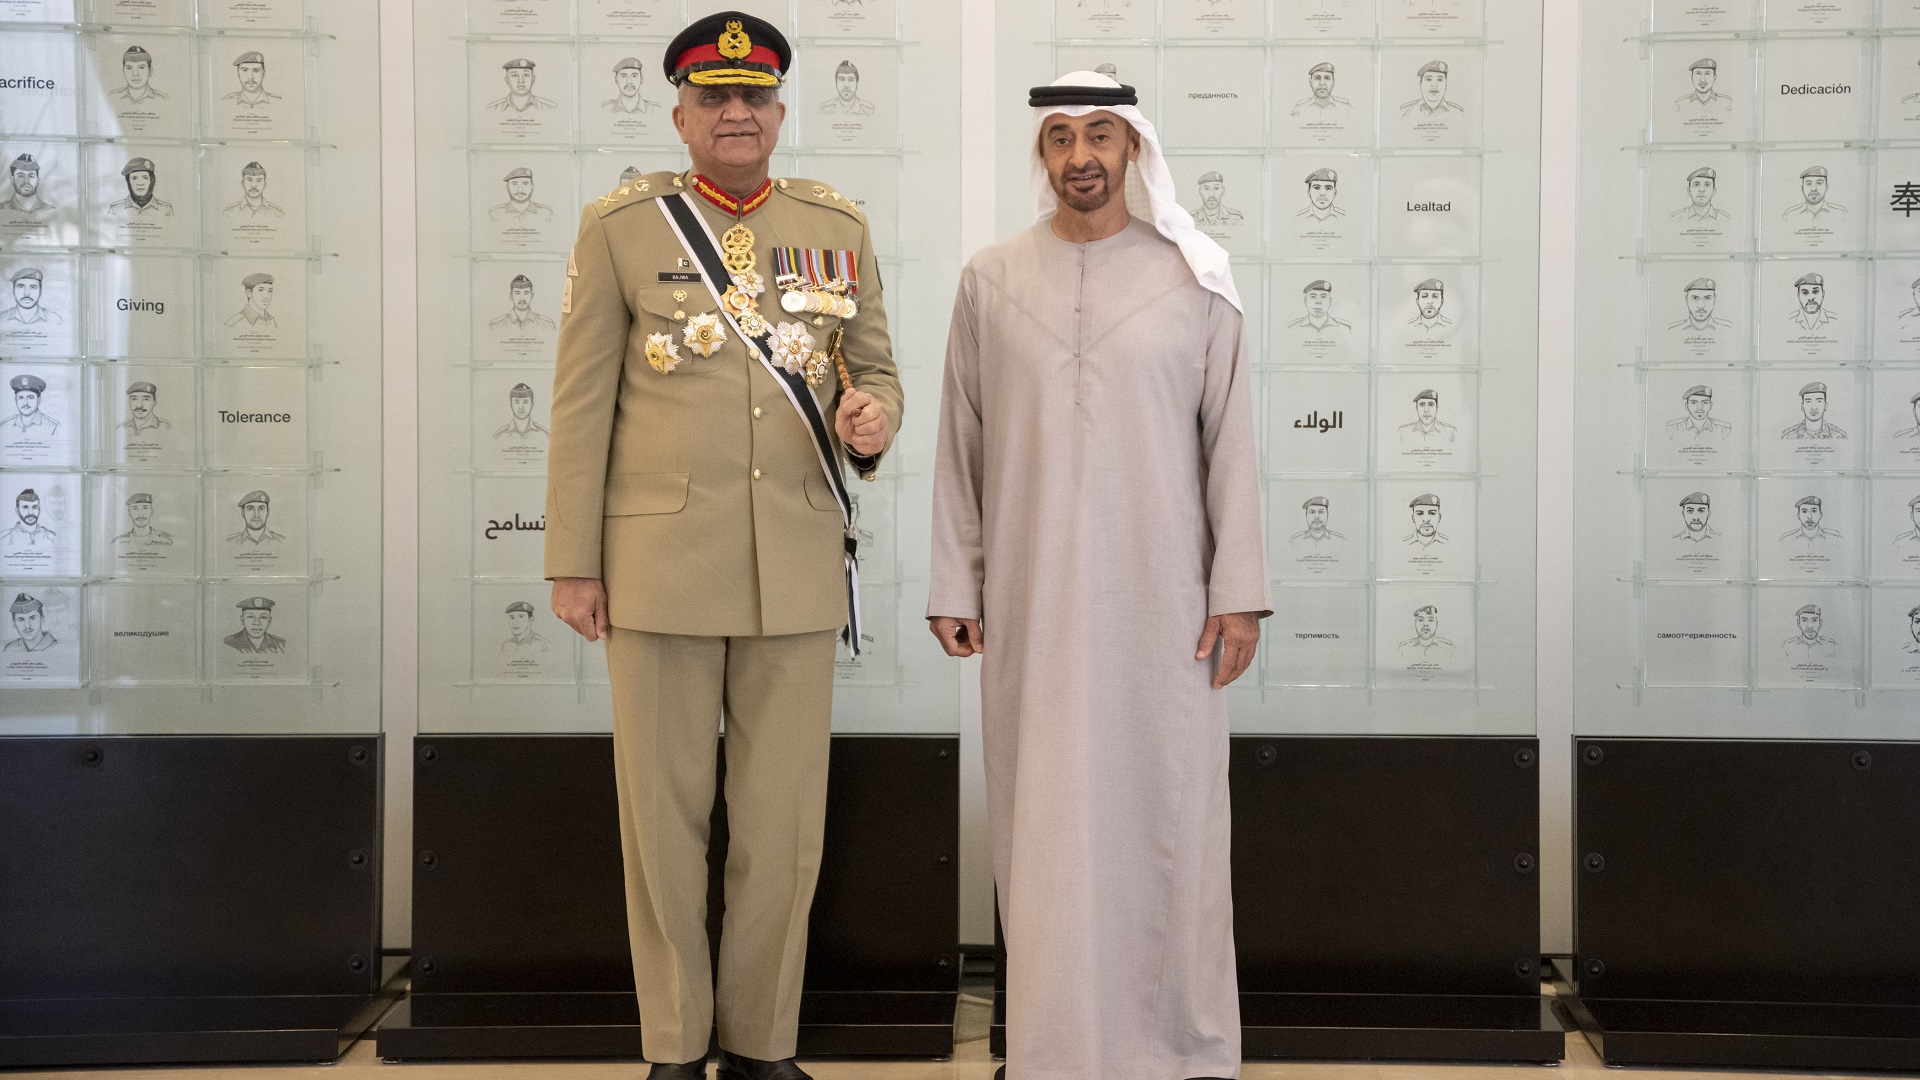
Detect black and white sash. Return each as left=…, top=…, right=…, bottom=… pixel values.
left=656, top=192, right=863, bottom=654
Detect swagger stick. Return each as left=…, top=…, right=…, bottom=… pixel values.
left=827, top=326, right=854, bottom=393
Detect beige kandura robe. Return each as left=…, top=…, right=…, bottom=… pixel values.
left=929, top=218, right=1270, bottom=1080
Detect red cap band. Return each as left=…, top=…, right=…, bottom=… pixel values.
left=673, top=42, right=782, bottom=75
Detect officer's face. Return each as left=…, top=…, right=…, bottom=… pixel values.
left=13, top=608, right=40, bottom=638
left=508, top=610, right=531, bottom=634
left=615, top=68, right=641, bottom=96
left=1308, top=179, right=1336, bottom=209
left=1802, top=176, right=1827, bottom=204
left=14, top=390, right=37, bottom=416
left=1909, top=611, right=1920, bottom=644
left=129, top=502, right=151, bottom=527
left=1683, top=503, right=1710, bottom=531
left=675, top=85, right=785, bottom=173
left=128, top=170, right=152, bottom=199
left=242, top=172, right=266, bottom=198
left=14, top=277, right=41, bottom=309
left=1686, top=288, right=1715, bottom=321
left=1798, top=283, right=1824, bottom=314
left=1041, top=111, right=1139, bottom=215
left=1310, top=69, right=1334, bottom=98
left=238, top=62, right=264, bottom=92
left=506, top=176, right=534, bottom=202
left=505, top=67, right=533, bottom=95
left=1687, top=393, right=1712, bottom=420
left=242, top=609, right=271, bottom=636
left=1802, top=391, right=1826, bottom=423
left=1416, top=288, right=1443, bottom=318
left=1415, top=610, right=1437, bottom=640
left=128, top=390, right=153, bottom=418
left=1305, top=504, right=1327, bottom=529
left=1413, top=504, right=1439, bottom=536
left=242, top=501, right=268, bottom=529
left=836, top=70, right=858, bottom=101
left=1304, top=288, right=1331, bottom=318
left=1912, top=502, right=1920, bottom=531
left=12, top=168, right=37, bottom=197
left=510, top=284, right=533, bottom=311
left=1415, top=398, right=1437, bottom=422
left=510, top=394, right=532, bottom=420
left=1421, top=71, right=1446, bottom=103
left=1692, top=66, right=1714, bottom=93
left=124, top=59, right=150, bottom=89
left=1689, top=176, right=1713, bottom=206
left=1199, top=180, right=1223, bottom=209
left=1798, top=503, right=1822, bottom=529
left=16, top=496, right=38, bottom=525
left=1798, top=611, right=1821, bottom=639
left=247, top=282, right=273, bottom=311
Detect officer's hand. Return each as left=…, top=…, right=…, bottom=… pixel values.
left=928, top=616, right=983, bottom=658
left=552, top=577, right=611, bottom=642
left=1196, top=612, right=1260, bottom=690
left=835, top=389, right=890, bottom=457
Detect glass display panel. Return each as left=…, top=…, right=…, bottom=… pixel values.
left=416, top=0, right=963, bottom=734
left=998, top=0, right=1543, bottom=736
left=1575, top=0, right=1920, bottom=737
left=0, top=0, right=382, bottom=732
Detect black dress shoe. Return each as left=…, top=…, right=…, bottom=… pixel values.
left=715, top=1049, right=811, bottom=1080
left=994, top=1068, right=1006, bottom=1080
left=646, top=1062, right=706, bottom=1079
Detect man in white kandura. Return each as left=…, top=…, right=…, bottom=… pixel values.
left=927, top=70, right=1268, bottom=1080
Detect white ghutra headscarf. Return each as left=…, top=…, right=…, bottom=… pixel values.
left=1028, top=70, right=1241, bottom=312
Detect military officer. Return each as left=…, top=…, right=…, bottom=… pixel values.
left=107, top=157, right=174, bottom=218
left=0, top=154, right=55, bottom=219
left=3, top=374, right=58, bottom=435
left=544, top=13, right=900, bottom=1080
left=223, top=596, right=286, bottom=654
left=1782, top=381, right=1846, bottom=439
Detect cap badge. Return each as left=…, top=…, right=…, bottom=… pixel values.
left=718, top=20, right=752, bottom=60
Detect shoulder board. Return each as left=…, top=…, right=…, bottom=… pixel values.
left=774, top=177, right=865, bottom=221
left=592, top=170, right=681, bottom=218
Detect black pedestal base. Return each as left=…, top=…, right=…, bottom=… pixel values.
left=1240, top=992, right=1563, bottom=1062
left=378, top=990, right=956, bottom=1061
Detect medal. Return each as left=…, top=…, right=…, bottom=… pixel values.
left=770, top=321, right=816, bottom=377
left=721, top=222, right=757, bottom=276
left=644, top=332, right=683, bottom=374
left=682, top=312, right=726, bottom=357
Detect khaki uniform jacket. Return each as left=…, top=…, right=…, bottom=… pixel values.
left=544, top=170, right=902, bottom=638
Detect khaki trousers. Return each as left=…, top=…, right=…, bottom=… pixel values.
left=606, top=626, right=836, bottom=1064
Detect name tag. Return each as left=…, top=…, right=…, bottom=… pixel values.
left=658, top=271, right=701, bottom=283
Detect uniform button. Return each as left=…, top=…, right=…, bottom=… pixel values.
left=753, top=406, right=763, bottom=419
left=752, top=468, right=762, bottom=480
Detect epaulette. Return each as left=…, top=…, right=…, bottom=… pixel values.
left=773, top=176, right=865, bottom=222
left=592, top=170, right=681, bottom=217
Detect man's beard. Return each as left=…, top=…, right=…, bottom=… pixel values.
left=1052, top=159, right=1120, bottom=214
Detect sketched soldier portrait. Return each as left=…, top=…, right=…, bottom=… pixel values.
left=224, top=272, right=276, bottom=328
left=1287, top=279, right=1350, bottom=333
left=224, top=596, right=287, bottom=654
left=501, top=600, right=551, bottom=654
left=3, top=268, right=58, bottom=325
left=1407, top=278, right=1451, bottom=330
left=0, top=154, right=55, bottom=219
left=1398, top=604, right=1455, bottom=661
left=1667, top=384, right=1731, bottom=439
left=494, top=382, right=550, bottom=441
left=106, top=157, right=173, bottom=218
left=489, top=167, right=554, bottom=223
left=117, top=381, right=170, bottom=435
left=114, top=492, right=173, bottom=548
left=1901, top=278, right=1920, bottom=324
left=1895, top=390, right=1920, bottom=440
left=603, top=56, right=660, bottom=114
left=819, top=59, right=875, bottom=115
left=1787, top=272, right=1836, bottom=332
left=2, top=374, right=57, bottom=435
left=1668, top=277, right=1731, bottom=332
left=1188, top=172, right=1243, bottom=227
left=1671, top=166, right=1730, bottom=221
left=108, top=45, right=167, bottom=105
left=1779, top=494, right=1842, bottom=552
left=1675, top=491, right=1718, bottom=542
left=490, top=275, right=556, bottom=332
left=1782, top=603, right=1837, bottom=659
left=1783, top=165, right=1845, bottom=220
left=1292, top=61, right=1350, bottom=116
left=3, top=592, right=56, bottom=653
left=222, top=51, right=281, bottom=110
left=1404, top=492, right=1448, bottom=547
left=224, top=489, right=284, bottom=547
left=1401, top=60, right=1465, bottom=117
left=224, top=161, right=285, bottom=218
left=1300, top=168, right=1342, bottom=220
left=1397, top=387, right=1457, bottom=444
left=489, top=57, right=555, bottom=113
left=2, top=487, right=55, bottom=547
left=1906, top=604, right=1920, bottom=655
left=1896, top=494, right=1920, bottom=549
left=1290, top=495, right=1345, bottom=549
left=1676, top=57, right=1731, bottom=113
left=1781, top=381, right=1846, bottom=439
